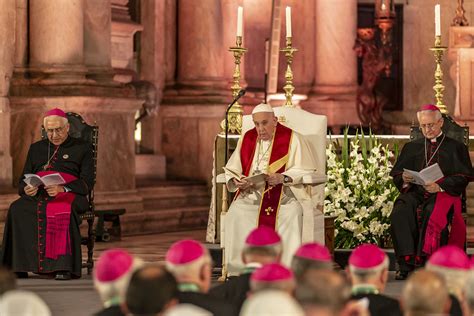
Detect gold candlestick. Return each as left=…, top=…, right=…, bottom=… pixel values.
left=280, top=37, right=298, bottom=108
left=429, top=36, right=448, bottom=114
left=221, top=36, right=248, bottom=135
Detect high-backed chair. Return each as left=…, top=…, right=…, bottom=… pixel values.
left=42, top=112, right=98, bottom=274
left=213, top=106, right=327, bottom=277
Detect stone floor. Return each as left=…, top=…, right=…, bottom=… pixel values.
left=17, top=229, right=406, bottom=316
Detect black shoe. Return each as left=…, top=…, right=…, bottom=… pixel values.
left=15, top=272, right=28, bottom=279
left=395, top=270, right=409, bottom=280
left=55, top=271, right=71, bottom=281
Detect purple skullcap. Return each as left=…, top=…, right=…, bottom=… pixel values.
left=428, top=245, right=470, bottom=270
left=245, top=226, right=281, bottom=246
left=165, top=239, right=205, bottom=265
left=251, top=263, right=293, bottom=282
left=95, top=249, right=134, bottom=282
left=294, top=242, right=332, bottom=262
left=348, top=244, right=386, bottom=269
left=419, top=104, right=441, bottom=112
left=45, top=108, right=67, bottom=118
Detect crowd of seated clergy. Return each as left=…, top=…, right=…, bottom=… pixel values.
left=1, top=230, right=474, bottom=316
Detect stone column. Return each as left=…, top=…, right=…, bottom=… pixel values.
left=84, top=0, right=114, bottom=81
left=0, top=0, right=15, bottom=187
left=29, top=0, right=86, bottom=81
left=177, top=0, right=226, bottom=92
left=302, top=0, right=359, bottom=130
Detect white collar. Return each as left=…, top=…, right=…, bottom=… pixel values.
left=430, top=131, right=443, bottom=143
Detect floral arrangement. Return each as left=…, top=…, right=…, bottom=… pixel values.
left=324, top=130, right=400, bottom=249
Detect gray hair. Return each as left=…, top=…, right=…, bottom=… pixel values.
left=416, top=109, right=442, bottom=121
left=348, top=256, right=389, bottom=282
left=291, top=256, right=333, bottom=282
left=43, top=115, right=68, bottom=127
left=242, top=243, right=282, bottom=259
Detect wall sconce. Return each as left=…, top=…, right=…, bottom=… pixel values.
left=374, top=0, right=396, bottom=76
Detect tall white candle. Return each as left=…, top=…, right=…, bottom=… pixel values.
left=286, top=6, right=292, bottom=38
left=265, top=39, right=270, bottom=75
left=435, top=4, right=441, bottom=37
left=237, top=6, right=243, bottom=37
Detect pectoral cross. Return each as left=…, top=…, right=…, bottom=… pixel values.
left=265, top=207, right=274, bottom=216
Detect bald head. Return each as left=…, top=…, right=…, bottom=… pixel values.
left=401, top=270, right=449, bottom=316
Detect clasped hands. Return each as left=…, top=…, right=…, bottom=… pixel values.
left=233, top=173, right=285, bottom=191
left=24, top=185, right=65, bottom=197
left=402, top=171, right=441, bottom=193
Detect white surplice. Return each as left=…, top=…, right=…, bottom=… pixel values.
left=223, top=130, right=317, bottom=275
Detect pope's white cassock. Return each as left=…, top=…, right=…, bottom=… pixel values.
left=224, top=119, right=317, bottom=275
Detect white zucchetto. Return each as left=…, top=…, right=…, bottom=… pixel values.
left=252, top=103, right=274, bottom=114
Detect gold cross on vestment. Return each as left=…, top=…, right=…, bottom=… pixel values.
left=265, top=207, right=274, bottom=216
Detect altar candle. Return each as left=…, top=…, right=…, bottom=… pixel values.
left=435, top=4, right=441, bottom=37
left=286, top=6, right=292, bottom=38
left=237, top=6, right=243, bottom=37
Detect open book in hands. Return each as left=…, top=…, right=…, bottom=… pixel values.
left=24, top=173, right=66, bottom=188
left=222, top=167, right=267, bottom=186
left=403, top=163, right=444, bottom=186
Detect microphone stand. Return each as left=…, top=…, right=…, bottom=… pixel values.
left=224, top=90, right=246, bottom=164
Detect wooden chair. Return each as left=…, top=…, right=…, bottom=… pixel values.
left=42, top=112, right=98, bottom=275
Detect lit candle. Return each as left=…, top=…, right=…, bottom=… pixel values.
left=237, top=6, right=243, bottom=37
left=265, top=39, right=270, bottom=75
left=435, top=4, right=441, bottom=37
left=381, top=0, right=387, bottom=12
left=286, top=6, right=292, bottom=38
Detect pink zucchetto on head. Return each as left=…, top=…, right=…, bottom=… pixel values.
left=251, top=263, right=293, bottom=282
left=44, top=108, right=67, bottom=118
left=245, top=226, right=281, bottom=247
left=294, top=242, right=332, bottom=262
left=95, top=249, right=133, bottom=282
left=166, top=239, right=205, bottom=265
left=427, top=245, right=470, bottom=270
left=418, top=104, right=441, bottom=112
left=349, top=244, right=386, bottom=269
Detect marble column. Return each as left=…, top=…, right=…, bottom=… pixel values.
left=84, top=0, right=114, bottom=81
left=0, top=0, right=15, bottom=187
left=29, top=0, right=87, bottom=81
left=302, top=0, right=359, bottom=130
left=177, top=0, right=227, bottom=92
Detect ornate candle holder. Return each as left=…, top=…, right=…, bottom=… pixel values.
left=280, top=37, right=298, bottom=108
left=221, top=36, right=248, bottom=135
left=452, top=0, right=469, bottom=26
left=429, top=36, right=448, bottom=114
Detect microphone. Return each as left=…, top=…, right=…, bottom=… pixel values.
left=225, top=89, right=246, bottom=164
left=226, top=89, right=246, bottom=113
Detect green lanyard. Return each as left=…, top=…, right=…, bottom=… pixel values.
left=178, top=283, right=201, bottom=292
left=104, top=296, right=122, bottom=308
left=352, top=284, right=379, bottom=296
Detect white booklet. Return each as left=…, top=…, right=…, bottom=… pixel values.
left=24, top=173, right=66, bottom=187
left=222, top=167, right=268, bottom=186
left=403, top=163, right=444, bottom=186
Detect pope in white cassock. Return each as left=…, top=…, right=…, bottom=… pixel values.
left=224, top=103, right=317, bottom=275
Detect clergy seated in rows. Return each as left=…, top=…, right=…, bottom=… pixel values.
left=165, top=240, right=238, bottom=316
left=0, top=108, right=94, bottom=280
left=209, top=226, right=282, bottom=314
left=347, top=244, right=402, bottom=316
left=401, top=270, right=450, bottom=316
left=223, top=103, right=316, bottom=275
left=93, top=249, right=143, bottom=316
left=425, top=245, right=470, bottom=316
left=390, top=104, right=474, bottom=280
left=291, top=242, right=333, bottom=282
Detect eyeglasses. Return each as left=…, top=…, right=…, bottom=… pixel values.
left=419, top=120, right=441, bottom=130
left=45, top=125, right=67, bottom=135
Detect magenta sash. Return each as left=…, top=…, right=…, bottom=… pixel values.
left=422, top=192, right=465, bottom=255
left=36, top=171, right=77, bottom=260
